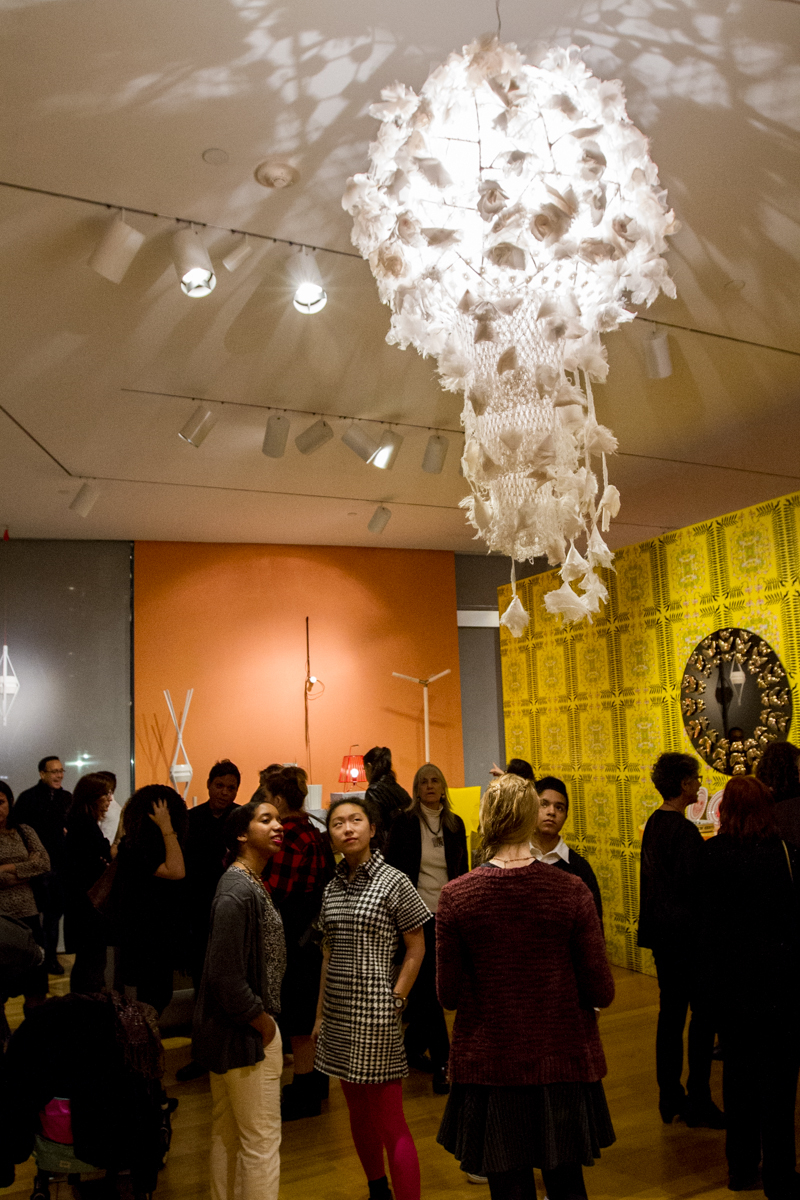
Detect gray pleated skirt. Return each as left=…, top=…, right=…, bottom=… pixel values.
left=437, top=1080, right=615, bottom=1176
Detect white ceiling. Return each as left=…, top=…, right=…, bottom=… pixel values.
left=1, top=0, right=799, bottom=555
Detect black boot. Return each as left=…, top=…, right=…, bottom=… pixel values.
left=368, top=1176, right=392, bottom=1200
left=282, top=1071, right=322, bottom=1121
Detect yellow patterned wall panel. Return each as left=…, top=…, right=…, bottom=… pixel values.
left=499, top=490, right=800, bottom=974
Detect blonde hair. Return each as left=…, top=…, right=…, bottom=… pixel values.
left=479, top=773, right=538, bottom=859
left=410, top=763, right=458, bottom=832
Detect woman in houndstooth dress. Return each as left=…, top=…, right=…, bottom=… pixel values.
left=313, top=795, right=429, bottom=1200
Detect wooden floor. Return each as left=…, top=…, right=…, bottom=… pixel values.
left=0, top=960, right=757, bottom=1200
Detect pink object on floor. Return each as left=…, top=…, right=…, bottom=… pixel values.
left=39, top=1097, right=73, bottom=1144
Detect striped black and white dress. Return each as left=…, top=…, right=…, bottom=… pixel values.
left=314, top=850, right=430, bottom=1084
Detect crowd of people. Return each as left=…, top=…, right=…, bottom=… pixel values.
left=1, top=738, right=799, bottom=1200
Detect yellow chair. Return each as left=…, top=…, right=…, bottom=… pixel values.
left=447, top=785, right=483, bottom=867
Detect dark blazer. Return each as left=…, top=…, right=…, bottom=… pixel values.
left=385, top=808, right=469, bottom=889
left=772, top=796, right=800, bottom=848
left=552, top=847, right=603, bottom=930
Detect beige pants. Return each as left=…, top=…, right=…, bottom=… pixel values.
left=209, top=1035, right=283, bottom=1200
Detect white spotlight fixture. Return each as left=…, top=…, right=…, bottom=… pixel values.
left=342, top=422, right=380, bottom=463
left=644, top=328, right=672, bottom=379
left=422, top=434, right=449, bottom=474
left=262, top=413, right=290, bottom=458
left=88, top=213, right=145, bottom=283
left=369, top=429, right=404, bottom=470
left=222, top=235, right=253, bottom=273
left=172, top=226, right=216, bottom=298
left=295, top=418, right=334, bottom=455
left=179, top=405, right=218, bottom=447
left=291, top=248, right=327, bottom=314
left=368, top=505, right=392, bottom=534
left=69, top=481, right=101, bottom=518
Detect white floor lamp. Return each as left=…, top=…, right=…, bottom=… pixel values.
left=392, top=669, right=451, bottom=763
left=164, top=688, right=193, bottom=797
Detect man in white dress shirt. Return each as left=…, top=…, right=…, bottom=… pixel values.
left=532, top=776, right=603, bottom=928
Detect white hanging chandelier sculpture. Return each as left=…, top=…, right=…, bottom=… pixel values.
left=344, top=38, right=676, bottom=628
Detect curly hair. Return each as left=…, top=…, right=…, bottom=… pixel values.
left=120, top=785, right=188, bottom=850
left=479, top=774, right=538, bottom=860
left=651, top=753, right=699, bottom=801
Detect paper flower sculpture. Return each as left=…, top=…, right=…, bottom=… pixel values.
left=344, top=38, right=676, bottom=627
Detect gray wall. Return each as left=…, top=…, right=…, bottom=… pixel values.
left=0, top=540, right=133, bottom=799
left=454, top=554, right=548, bottom=787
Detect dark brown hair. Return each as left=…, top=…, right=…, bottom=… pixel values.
left=719, top=776, right=778, bottom=840
left=756, top=742, right=800, bottom=804
left=70, top=773, right=113, bottom=822
left=264, top=768, right=305, bottom=812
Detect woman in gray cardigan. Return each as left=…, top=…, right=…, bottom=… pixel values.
left=192, top=796, right=286, bottom=1200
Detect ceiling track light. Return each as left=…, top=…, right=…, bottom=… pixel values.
left=422, top=434, right=449, bottom=474
left=88, top=212, right=145, bottom=283
left=295, top=418, right=334, bottom=455
left=172, top=226, right=216, bottom=297
left=222, top=234, right=253, bottom=273
left=290, top=247, right=327, bottom=314
left=368, top=505, right=392, bottom=534
left=369, top=429, right=403, bottom=470
left=69, top=480, right=101, bottom=517
left=342, top=422, right=380, bottom=463
left=644, top=328, right=672, bottom=379
left=179, top=404, right=218, bottom=447
left=262, top=413, right=290, bottom=458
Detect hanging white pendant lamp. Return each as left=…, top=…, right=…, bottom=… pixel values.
left=344, top=37, right=677, bottom=627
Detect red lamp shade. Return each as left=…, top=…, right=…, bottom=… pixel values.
left=338, top=753, right=367, bottom=787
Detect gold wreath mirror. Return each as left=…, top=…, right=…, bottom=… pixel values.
left=681, top=629, right=793, bottom=775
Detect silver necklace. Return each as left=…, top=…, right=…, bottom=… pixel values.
left=420, top=808, right=444, bottom=848
left=493, top=852, right=534, bottom=866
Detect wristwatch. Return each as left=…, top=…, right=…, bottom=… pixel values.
left=391, top=992, right=408, bottom=1012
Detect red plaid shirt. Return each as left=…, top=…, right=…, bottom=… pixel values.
left=262, top=811, right=334, bottom=908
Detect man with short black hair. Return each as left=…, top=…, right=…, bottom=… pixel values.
left=12, top=756, right=71, bottom=975
left=638, top=752, right=722, bottom=1129
left=532, top=776, right=603, bottom=926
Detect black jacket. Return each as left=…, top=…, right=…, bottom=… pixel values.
left=385, top=808, right=469, bottom=889
left=637, top=808, right=706, bottom=949
left=552, top=847, right=604, bottom=930
left=366, top=776, right=413, bottom=849
left=62, top=814, right=111, bottom=952
left=12, top=781, right=71, bottom=871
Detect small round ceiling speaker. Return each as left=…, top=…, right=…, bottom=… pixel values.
left=254, top=160, right=299, bottom=189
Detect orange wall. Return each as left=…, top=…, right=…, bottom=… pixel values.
left=133, top=542, right=464, bottom=802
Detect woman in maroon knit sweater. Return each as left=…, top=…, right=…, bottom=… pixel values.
left=436, top=774, right=614, bottom=1200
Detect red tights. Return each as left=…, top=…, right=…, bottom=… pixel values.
left=340, top=1080, right=421, bottom=1200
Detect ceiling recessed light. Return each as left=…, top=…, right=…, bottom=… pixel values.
left=254, top=160, right=299, bottom=189
left=724, top=279, right=746, bottom=292
left=202, top=148, right=229, bottom=166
